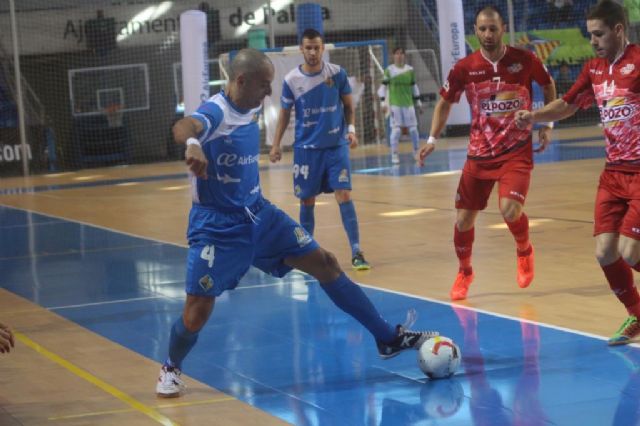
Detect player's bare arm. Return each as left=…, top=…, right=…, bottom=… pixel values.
left=417, top=97, right=452, bottom=166
left=342, top=93, right=359, bottom=148
left=270, top=107, right=291, bottom=163
left=516, top=98, right=579, bottom=129
left=535, top=80, right=558, bottom=153
left=173, top=116, right=208, bottom=179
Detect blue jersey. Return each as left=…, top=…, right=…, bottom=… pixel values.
left=281, top=62, right=352, bottom=150
left=191, top=92, right=262, bottom=210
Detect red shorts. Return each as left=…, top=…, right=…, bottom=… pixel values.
left=455, top=152, right=533, bottom=211
left=594, top=169, right=640, bottom=239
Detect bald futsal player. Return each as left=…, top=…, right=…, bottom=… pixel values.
left=156, top=48, right=440, bottom=397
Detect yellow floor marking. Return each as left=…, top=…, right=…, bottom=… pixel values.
left=48, top=397, right=235, bottom=421
left=15, top=332, right=180, bottom=426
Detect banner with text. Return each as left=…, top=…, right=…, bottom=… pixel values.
left=436, top=0, right=470, bottom=125
left=3, top=0, right=405, bottom=55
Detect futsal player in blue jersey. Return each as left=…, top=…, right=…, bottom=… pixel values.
left=269, top=28, right=371, bottom=271
left=156, top=48, right=439, bottom=397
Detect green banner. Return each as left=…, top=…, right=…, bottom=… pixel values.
left=465, top=28, right=594, bottom=65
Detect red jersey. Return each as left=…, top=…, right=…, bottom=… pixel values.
left=563, top=44, right=640, bottom=172
left=441, top=46, right=552, bottom=160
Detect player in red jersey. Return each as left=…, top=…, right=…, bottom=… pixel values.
left=417, top=5, right=556, bottom=300
left=516, top=0, right=640, bottom=345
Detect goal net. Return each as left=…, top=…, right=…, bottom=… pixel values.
left=2, top=0, right=610, bottom=176
left=219, top=41, right=388, bottom=148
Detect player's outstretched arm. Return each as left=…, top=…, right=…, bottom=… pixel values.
left=270, top=108, right=291, bottom=163
left=0, top=322, right=15, bottom=354
left=416, top=97, right=452, bottom=166
left=515, top=99, right=578, bottom=129
left=173, top=117, right=208, bottom=179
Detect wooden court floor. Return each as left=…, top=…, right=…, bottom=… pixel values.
left=0, top=126, right=624, bottom=424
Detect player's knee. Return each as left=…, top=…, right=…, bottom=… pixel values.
left=619, top=245, right=640, bottom=267
left=182, top=297, right=214, bottom=332
left=320, top=249, right=340, bottom=273
left=310, top=249, right=341, bottom=283
left=595, top=243, right=619, bottom=265
left=335, top=190, right=351, bottom=203
left=500, top=202, right=522, bottom=223
left=182, top=316, right=206, bottom=333
left=455, top=217, right=474, bottom=232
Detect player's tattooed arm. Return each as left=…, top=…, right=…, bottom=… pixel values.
left=172, top=117, right=204, bottom=145
left=515, top=99, right=579, bottom=129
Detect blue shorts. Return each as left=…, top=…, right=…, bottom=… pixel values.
left=185, top=198, right=319, bottom=297
left=292, top=144, right=352, bottom=199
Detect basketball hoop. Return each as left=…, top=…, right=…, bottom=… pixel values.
left=104, top=104, right=123, bottom=128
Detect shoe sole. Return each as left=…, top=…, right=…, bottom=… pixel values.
left=608, top=337, right=639, bottom=346
left=156, top=390, right=182, bottom=398
left=378, top=351, right=402, bottom=360
left=518, top=278, right=534, bottom=288
left=450, top=293, right=467, bottom=301
left=353, top=265, right=371, bottom=271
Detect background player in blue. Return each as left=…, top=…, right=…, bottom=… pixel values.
left=156, top=48, right=439, bottom=397
left=269, top=28, right=371, bottom=271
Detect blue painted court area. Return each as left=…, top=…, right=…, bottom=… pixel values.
left=2, top=205, right=639, bottom=425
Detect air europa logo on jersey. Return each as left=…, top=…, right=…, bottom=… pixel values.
left=599, top=97, right=634, bottom=126
left=216, top=153, right=259, bottom=167
left=480, top=92, right=522, bottom=115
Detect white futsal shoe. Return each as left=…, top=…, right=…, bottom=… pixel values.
left=156, top=365, right=186, bottom=397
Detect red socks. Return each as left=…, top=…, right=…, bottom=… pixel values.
left=454, top=226, right=474, bottom=275
left=506, top=212, right=531, bottom=254
left=603, top=257, right=640, bottom=315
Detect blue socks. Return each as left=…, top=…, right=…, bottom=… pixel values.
left=300, top=203, right=315, bottom=236
left=320, top=272, right=396, bottom=343
left=301, top=200, right=360, bottom=257
left=166, top=317, right=199, bottom=369
left=339, top=200, right=360, bottom=256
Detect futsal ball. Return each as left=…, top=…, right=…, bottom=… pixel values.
left=417, top=336, right=461, bottom=379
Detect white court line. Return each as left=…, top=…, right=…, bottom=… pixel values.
left=48, top=296, right=167, bottom=311
left=355, top=281, right=614, bottom=343
left=236, top=277, right=622, bottom=344
left=2, top=205, right=619, bottom=344
left=1, top=205, right=188, bottom=249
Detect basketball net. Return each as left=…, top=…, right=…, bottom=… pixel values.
left=104, top=104, right=123, bottom=128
